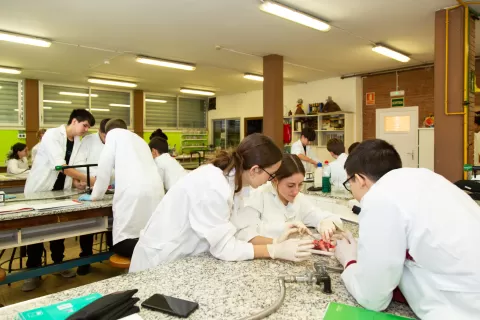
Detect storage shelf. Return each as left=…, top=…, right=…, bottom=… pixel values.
left=182, top=146, right=207, bottom=148
left=316, top=130, right=344, bottom=132
left=182, top=139, right=207, bottom=141
left=182, top=134, right=208, bottom=136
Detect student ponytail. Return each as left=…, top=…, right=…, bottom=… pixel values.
left=211, top=133, right=283, bottom=193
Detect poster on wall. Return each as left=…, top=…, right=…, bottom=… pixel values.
left=366, top=92, right=375, bottom=105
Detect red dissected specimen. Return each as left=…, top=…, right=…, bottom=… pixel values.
left=313, top=239, right=335, bottom=251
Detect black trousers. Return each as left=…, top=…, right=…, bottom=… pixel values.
left=79, top=232, right=113, bottom=257
left=26, top=240, right=65, bottom=269
left=112, top=239, right=138, bottom=258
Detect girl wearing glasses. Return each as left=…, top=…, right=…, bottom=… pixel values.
left=233, top=154, right=343, bottom=245
left=129, top=134, right=314, bottom=273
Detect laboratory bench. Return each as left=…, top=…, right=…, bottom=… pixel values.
left=0, top=221, right=416, bottom=320
left=0, top=190, right=113, bottom=285
left=0, top=173, right=27, bottom=193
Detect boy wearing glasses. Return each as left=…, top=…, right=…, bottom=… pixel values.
left=335, top=139, right=480, bottom=320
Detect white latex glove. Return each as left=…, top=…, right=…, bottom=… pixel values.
left=274, top=221, right=312, bottom=244
left=334, top=231, right=357, bottom=268
left=267, top=239, right=314, bottom=262
left=317, top=220, right=336, bottom=241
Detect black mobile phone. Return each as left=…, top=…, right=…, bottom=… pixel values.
left=141, top=294, right=198, bottom=318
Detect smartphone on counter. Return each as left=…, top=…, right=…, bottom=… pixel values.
left=141, top=294, right=198, bottom=318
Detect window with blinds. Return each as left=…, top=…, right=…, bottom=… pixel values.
left=0, top=79, right=22, bottom=126
left=41, top=84, right=131, bottom=127
left=145, top=95, right=177, bottom=128
left=178, top=97, right=206, bottom=128
left=91, top=89, right=131, bottom=126
left=42, top=85, right=89, bottom=126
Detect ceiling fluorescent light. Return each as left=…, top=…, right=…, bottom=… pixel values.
left=259, top=0, right=330, bottom=32
left=136, top=56, right=196, bottom=71
left=109, top=103, right=130, bottom=107
left=145, top=99, right=167, bottom=103
left=88, top=78, right=137, bottom=88
left=244, top=73, right=264, bottom=81
left=43, top=100, right=72, bottom=104
left=43, top=106, right=52, bottom=110
left=0, top=31, right=51, bottom=47
left=180, top=88, right=215, bottom=96
left=0, top=66, right=21, bottom=74
left=59, top=92, right=98, bottom=97
left=91, top=108, right=110, bottom=112
left=372, top=45, right=410, bottom=63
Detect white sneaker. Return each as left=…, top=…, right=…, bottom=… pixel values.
left=21, top=277, right=41, bottom=292
left=55, top=269, right=76, bottom=278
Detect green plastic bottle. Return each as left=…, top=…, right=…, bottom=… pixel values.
left=322, top=161, right=331, bottom=193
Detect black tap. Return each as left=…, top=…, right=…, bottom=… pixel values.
left=313, top=263, right=332, bottom=294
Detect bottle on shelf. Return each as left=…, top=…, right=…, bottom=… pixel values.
left=322, top=161, right=331, bottom=193
left=314, top=163, right=323, bottom=189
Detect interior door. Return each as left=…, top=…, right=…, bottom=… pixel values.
left=376, top=106, right=419, bottom=168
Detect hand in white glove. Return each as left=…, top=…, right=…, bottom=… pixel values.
left=274, top=221, right=312, bottom=244
left=317, top=220, right=337, bottom=241
left=267, top=239, right=314, bottom=262
left=334, top=231, right=357, bottom=268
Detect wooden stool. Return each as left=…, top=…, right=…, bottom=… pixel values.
left=109, top=254, right=131, bottom=269
left=0, top=268, right=5, bottom=282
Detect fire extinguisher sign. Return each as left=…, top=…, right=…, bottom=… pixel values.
left=366, top=92, right=375, bottom=105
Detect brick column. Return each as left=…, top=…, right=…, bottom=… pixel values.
left=25, top=79, right=39, bottom=149
left=133, top=90, right=144, bottom=137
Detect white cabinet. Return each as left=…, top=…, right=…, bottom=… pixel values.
left=418, top=128, right=434, bottom=171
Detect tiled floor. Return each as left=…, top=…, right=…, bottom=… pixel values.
left=0, top=236, right=123, bottom=306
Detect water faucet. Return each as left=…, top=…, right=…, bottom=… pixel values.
left=282, top=263, right=332, bottom=294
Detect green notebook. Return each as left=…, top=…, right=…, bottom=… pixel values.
left=324, top=302, right=414, bottom=320
left=16, top=293, right=102, bottom=320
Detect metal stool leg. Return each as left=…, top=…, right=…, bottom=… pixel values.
left=43, top=249, right=47, bottom=266
left=8, top=248, right=17, bottom=273
left=99, top=232, right=105, bottom=253
left=0, top=249, right=5, bottom=260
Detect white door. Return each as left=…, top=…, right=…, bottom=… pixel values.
left=376, top=106, right=419, bottom=167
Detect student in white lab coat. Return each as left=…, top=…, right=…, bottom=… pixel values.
left=335, top=139, right=480, bottom=320
left=22, top=109, right=96, bottom=292
left=79, top=119, right=164, bottom=259
left=74, top=118, right=112, bottom=275
left=149, top=137, right=187, bottom=192
left=129, top=133, right=314, bottom=273
left=6, top=143, right=29, bottom=174
left=474, top=116, right=480, bottom=165
left=31, top=129, right=46, bottom=164
left=290, top=127, right=320, bottom=171
left=233, top=154, right=343, bottom=243
left=326, top=138, right=348, bottom=188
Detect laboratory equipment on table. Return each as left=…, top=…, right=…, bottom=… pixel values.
left=55, top=163, right=98, bottom=194
left=314, top=163, right=323, bottom=188
left=322, top=161, right=331, bottom=193
left=238, top=263, right=332, bottom=320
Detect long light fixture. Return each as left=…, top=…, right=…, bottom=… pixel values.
left=244, top=73, right=264, bottom=81
left=372, top=45, right=410, bottom=63
left=88, top=78, right=137, bottom=88
left=180, top=88, right=215, bottom=96
left=59, top=91, right=98, bottom=98
left=136, top=56, right=196, bottom=71
left=259, top=0, right=330, bottom=32
left=0, top=31, right=51, bottom=47
left=43, top=100, right=72, bottom=104
left=109, top=103, right=130, bottom=108
left=0, top=66, right=21, bottom=74
left=91, top=108, right=110, bottom=112
left=145, top=99, right=167, bottom=103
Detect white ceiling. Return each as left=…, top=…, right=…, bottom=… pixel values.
left=0, top=0, right=464, bottom=96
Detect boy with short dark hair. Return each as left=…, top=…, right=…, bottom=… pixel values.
left=326, top=138, right=347, bottom=187
left=335, top=139, right=480, bottom=319
left=290, top=127, right=320, bottom=171
left=149, top=137, right=187, bottom=192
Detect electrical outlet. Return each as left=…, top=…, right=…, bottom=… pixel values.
left=17, top=133, right=26, bottom=139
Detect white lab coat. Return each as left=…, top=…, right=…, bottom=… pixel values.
left=233, top=182, right=343, bottom=241
left=91, top=129, right=164, bottom=245
left=74, top=133, right=111, bottom=179
left=290, top=139, right=318, bottom=172
left=329, top=153, right=348, bottom=187
left=341, top=168, right=480, bottom=320
left=474, top=132, right=480, bottom=166
left=129, top=164, right=254, bottom=273
left=154, top=153, right=187, bottom=191
left=7, top=157, right=29, bottom=175
left=24, top=125, right=82, bottom=194
left=31, top=143, right=40, bottom=164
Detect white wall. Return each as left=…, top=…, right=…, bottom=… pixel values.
left=208, top=76, right=363, bottom=146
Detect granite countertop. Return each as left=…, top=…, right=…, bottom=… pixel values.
left=305, top=189, right=353, bottom=201
left=0, top=190, right=113, bottom=222
left=0, top=222, right=416, bottom=320
left=0, top=172, right=28, bottom=181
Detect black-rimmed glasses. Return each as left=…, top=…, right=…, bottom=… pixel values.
left=343, top=175, right=355, bottom=193
left=259, top=167, right=276, bottom=181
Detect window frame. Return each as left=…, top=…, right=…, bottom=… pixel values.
left=144, top=92, right=207, bottom=130
left=39, top=82, right=133, bottom=129
left=211, top=117, right=241, bottom=149
left=0, top=78, right=24, bottom=129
